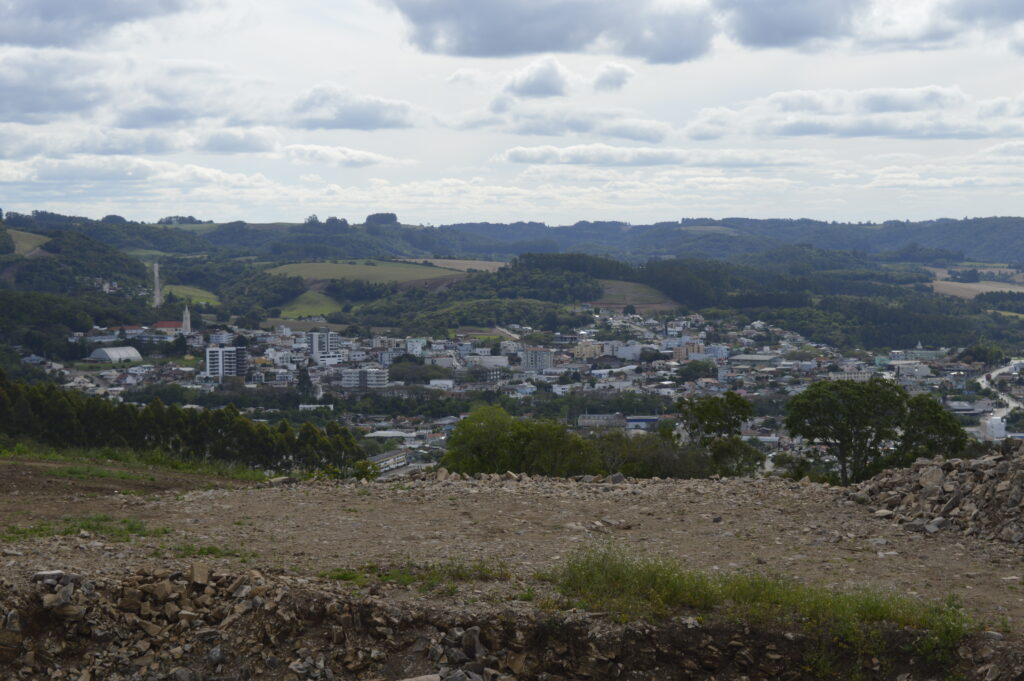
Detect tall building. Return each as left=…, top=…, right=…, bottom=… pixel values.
left=307, top=330, right=341, bottom=359
left=340, top=367, right=388, bottom=389
left=521, top=347, right=554, bottom=372
left=182, top=305, right=191, bottom=335
left=206, top=346, right=248, bottom=380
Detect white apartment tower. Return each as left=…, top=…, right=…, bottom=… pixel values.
left=206, top=346, right=248, bottom=380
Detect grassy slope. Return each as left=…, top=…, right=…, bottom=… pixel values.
left=592, top=279, right=675, bottom=309
left=163, top=284, right=220, bottom=305
left=281, top=290, right=344, bottom=318
left=7, top=228, right=51, bottom=255
left=270, top=260, right=462, bottom=283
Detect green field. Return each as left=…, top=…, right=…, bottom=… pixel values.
left=280, top=290, right=344, bottom=318
left=163, top=284, right=220, bottom=305
left=269, top=260, right=462, bottom=283
left=592, top=279, right=676, bottom=310
left=7, top=229, right=50, bottom=255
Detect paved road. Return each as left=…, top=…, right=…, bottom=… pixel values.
left=975, top=358, right=1023, bottom=419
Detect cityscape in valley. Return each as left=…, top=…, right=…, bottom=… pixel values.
left=7, top=0, right=1024, bottom=678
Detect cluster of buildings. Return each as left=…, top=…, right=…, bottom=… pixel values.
left=45, top=306, right=1019, bottom=451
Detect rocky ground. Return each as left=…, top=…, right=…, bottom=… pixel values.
left=3, top=454, right=1024, bottom=680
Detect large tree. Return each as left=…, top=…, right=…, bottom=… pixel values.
left=784, top=378, right=908, bottom=485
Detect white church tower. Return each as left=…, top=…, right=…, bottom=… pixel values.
left=182, top=305, right=192, bottom=335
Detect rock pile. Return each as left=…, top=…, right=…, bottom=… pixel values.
left=850, top=445, right=1024, bottom=542
left=6, top=563, right=1014, bottom=681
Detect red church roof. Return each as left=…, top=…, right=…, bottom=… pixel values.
left=152, top=321, right=182, bottom=329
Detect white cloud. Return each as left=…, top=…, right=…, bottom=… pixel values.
left=0, top=50, right=112, bottom=124
left=684, top=86, right=1024, bottom=140
left=0, top=0, right=199, bottom=47
left=282, top=144, right=412, bottom=167
left=199, top=128, right=277, bottom=153
left=503, top=56, right=572, bottom=98
left=498, top=143, right=814, bottom=167
left=592, top=62, right=635, bottom=92
left=387, top=0, right=715, bottom=64
left=290, top=83, right=416, bottom=130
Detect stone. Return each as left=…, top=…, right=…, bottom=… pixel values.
left=209, top=645, right=225, bottom=663
left=873, top=509, right=894, bottom=518
left=189, top=563, right=210, bottom=586
left=462, top=625, right=487, bottom=659
left=608, top=472, right=626, bottom=484
left=169, top=668, right=194, bottom=681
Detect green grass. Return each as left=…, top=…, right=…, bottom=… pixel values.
left=7, top=228, right=51, bottom=255
left=1, top=514, right=170, bottom=543
left=1, top=442, right=268, bottom=482
left=269, top=260, right=463, bottom=283
left=320, top=558, right=511, bottom=593
left=592, top=279, right=675, bottom=308
left=280, top=290, right=344, bottom=318
left=543, top=545, right=978, bottom=665
left=163, top=284, right=220, bottom=305
left=173, top=543, right=257, bottom=560
left=47, top=465, right=155, bottom=482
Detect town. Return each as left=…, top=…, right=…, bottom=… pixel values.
left=19, top=300, right=1018, bottom=477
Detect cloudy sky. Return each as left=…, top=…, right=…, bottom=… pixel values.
left=1, top=0, right=1022, bottom=225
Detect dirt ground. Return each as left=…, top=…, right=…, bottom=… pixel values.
left=2, top=460, right=1023, bottom=641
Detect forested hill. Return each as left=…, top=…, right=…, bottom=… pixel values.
left=5, top=209, right=1024, bottom=264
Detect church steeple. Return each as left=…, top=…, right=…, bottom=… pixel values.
left=182, top=305, right=192, bottom=335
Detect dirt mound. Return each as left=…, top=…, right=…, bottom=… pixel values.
left=2, top=565, right=1019, bottom=681
left=849, top=443, right=1024, bottom=543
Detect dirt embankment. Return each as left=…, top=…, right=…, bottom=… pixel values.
left=3, top=458, right=1024, bottom=678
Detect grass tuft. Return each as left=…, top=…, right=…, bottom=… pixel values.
left=173, top=543, right=257, bottom=560
left=47, top=465, right=155, bottom=481
left=1, top=514, right=171, bottom=543
left=1, top=442, right=267, bottom=482
left=543, top=544, right=978, bottom=664
left=320, top=558, right=511, bottom=593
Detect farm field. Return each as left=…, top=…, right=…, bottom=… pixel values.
left=270, top=260, right=462, bottom=283
left=163, top=284, right=220, bottom=305
left=591, top=279, right=677, bottom=312
left=7, top=229, right=50, bottom=255
left=930, top=279, right=1024, bottom=299
left=280, top=290, right=344, bottom=318
left=398, top=258, right=506, bottom=272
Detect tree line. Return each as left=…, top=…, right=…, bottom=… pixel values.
left=0, top=371, right=365, bottom=473
left=442, top=380, right=971, bottom=485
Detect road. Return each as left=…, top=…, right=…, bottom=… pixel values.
left=975, top=358, right=1023, bottom=419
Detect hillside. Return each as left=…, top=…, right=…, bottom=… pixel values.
left=2, top=454, right=1023, bottom=679
left=12, top=209, right=1024, bottom=264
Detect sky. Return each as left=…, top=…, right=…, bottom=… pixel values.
left=1, top=0, right=1022, bottom=225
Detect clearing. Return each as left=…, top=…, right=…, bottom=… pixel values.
left=398, top=258, right=506, bottom=272
left=2, top=465, right=1022, bottom=633
left=926, top=267, right=1024, bottom=298
left=6, top=228, right=51, bottom=255
left=280, top=290, right=344, bottom=318
left=591, top=279, right=677, bottom=312
left=269, top=260, right=463, bottom=284
left=163, top=284, right=220, bottom=305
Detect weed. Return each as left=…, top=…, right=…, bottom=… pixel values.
left=543, top=544, right=978, bottom=666
left=1, top=443, right=267, bottom=482
left=514, top=586, right=536, bottom=602
left=173, top=543, right=257, bottom=560
left=318, top=558, right=511, bottom=594
left=47, top=465, right=154, bottom=482
left=1, top=514, right=170, bottom=543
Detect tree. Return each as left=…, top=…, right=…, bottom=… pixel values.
left=895, top=394, right=968, bottom=463
left=677, top=392, right=753, bottom=446
left=784, top=378, right=908, bottom=485
left=297, top=367, right=314, bottom=399
left=676, top=360, right=717, bottom=383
